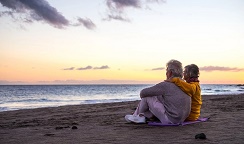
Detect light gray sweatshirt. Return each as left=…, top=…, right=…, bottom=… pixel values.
left=140, top=81, right=191, bottom=123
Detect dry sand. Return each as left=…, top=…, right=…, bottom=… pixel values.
left=0, top=94, right=243, bottom=144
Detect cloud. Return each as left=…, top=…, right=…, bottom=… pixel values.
left=106, top=0, right=164, bottom=10
left=105, top=14, right=130, bottom=22
left=105, top=0, right=140, bottom=22
left=0, top=0, right=96, bottom=30
left=105, top=0, right=164, bottom=21
left=77, top=66, right=93, bottom=70
left=151, top=67, right=165, bottom=71
left=106, top=0, right=141, bottom=9
left=0, top=0, right=164, bottom=28
left=62, top=65, right=110, bottom=71
left=94, top=65, right=110, bottom=70
left=62, top=67, right=75, bottom=70
left=0, top=80, right=28, bottom=84
left=200, top=66, right=244, bottom=72
left=0, top=0, right=69, bottom=28
left=73, top=17, right=96, bottom=30
left=0, top=10, right=14, bottom=18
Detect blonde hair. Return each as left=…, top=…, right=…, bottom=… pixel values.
left=166, top=59, right=183, bottom=78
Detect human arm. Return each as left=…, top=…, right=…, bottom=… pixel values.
left=169, top=77, right=197, bottom=97
left=140, top=82, right=165, bottom=98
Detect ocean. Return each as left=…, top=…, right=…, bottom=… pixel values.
left=0, top=84, right=244, bottom=112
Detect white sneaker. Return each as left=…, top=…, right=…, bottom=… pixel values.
left=125, top=114, right=146, bottom=123
left=125, top=115, right=133, bottom=123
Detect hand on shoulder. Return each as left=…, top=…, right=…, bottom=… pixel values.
left=165, top=76, right=179, bottom=82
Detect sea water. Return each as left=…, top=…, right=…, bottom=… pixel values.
left=0, top=84, right=243, bottom=112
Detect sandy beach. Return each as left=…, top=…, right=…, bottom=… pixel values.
left=0, top=94, right=243, bottom=144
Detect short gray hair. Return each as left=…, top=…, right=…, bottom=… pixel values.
left=166, top=59, right=183, bottom=78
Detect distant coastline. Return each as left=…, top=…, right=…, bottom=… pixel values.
left=0, top=83, right=244, bottom=86
left=1, top=79, right=244, bottom=85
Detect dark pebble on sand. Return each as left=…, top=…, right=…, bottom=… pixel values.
left=72, top=126, right=78, bottom=129
left=195, top=133, right=206, bottom=139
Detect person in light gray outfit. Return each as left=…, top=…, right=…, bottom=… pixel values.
left=125, top=59, right=191, bottom=124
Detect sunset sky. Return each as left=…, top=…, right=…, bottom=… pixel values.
left=0, top=0, right=244, bottom=84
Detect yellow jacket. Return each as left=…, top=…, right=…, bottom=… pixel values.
left=171, top=77, right=202, bottom=121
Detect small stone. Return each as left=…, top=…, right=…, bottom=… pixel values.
left=72, top=126, right=78, bottom=129
left=195, top=133, right=206, bottom=139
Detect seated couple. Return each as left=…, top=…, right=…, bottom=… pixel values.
left=125, top=59, right=202, bottom=124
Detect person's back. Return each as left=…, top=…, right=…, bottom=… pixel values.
left=161, top=82, right=191, bottom=123
left=169, top=64, right=202, bottom=121
left=125, top=59, right=191, bottom=124
left=140, top=81, right=191, bottom=124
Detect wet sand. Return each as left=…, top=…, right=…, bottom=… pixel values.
left=0, top=94, right=243, bottom=144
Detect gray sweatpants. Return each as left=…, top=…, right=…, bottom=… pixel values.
left=133, top=96, right=172, bottom=124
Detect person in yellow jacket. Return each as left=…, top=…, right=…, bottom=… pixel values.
left=167, top=64, right=201, bottom=121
